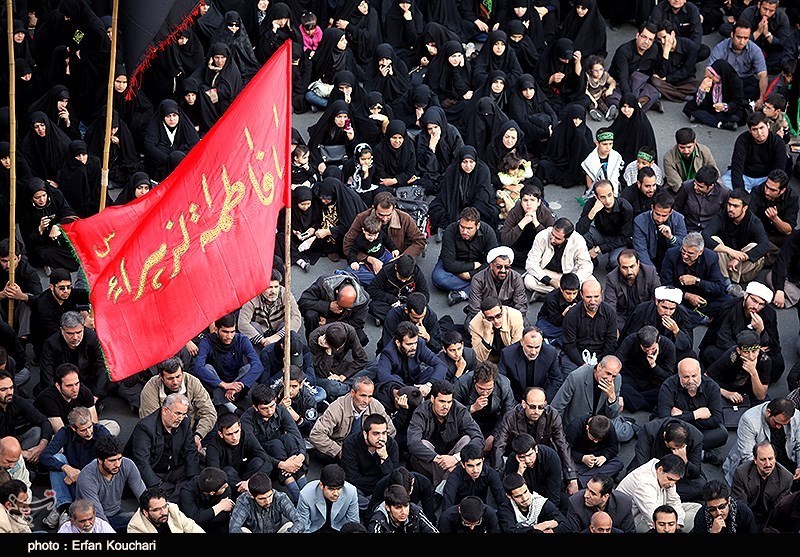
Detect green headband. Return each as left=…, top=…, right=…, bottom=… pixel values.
left=738, top=344, right=761, bottom=352
left=637, top=151, right=654, bottom=163
left=596, top=131, right=614, bottom=142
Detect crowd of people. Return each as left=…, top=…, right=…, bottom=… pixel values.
left=3, top=0, right=800, bottom=536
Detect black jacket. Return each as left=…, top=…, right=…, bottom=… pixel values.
left=240, top=405, right=306, bottom=468
left=341, top=430, right=400, bottom=495
left=0, top=395, right=52, bottom=440
left=439, top=220, right=499, bottom=278
left=126, top=408, right=201, bottom=488
left=205, top=426, right=273, bottom=480
left=627, top=417, right=704, bottom=482
left=442, top=463, right=506, bottom=511
left=503, top=443, right=564, bottom=508
left=656, top=374, right=725, bottom=433
left=498, top=341, right=563, bottom=402
left=178, top=475, right=233, bottom=533
left=367, top=502, right=439, bottom=533
left=39, top=327, right=108, bottom=398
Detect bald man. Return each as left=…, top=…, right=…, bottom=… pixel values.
left=588, top=511, right=616, bottom=533
left=0, top=437, right=31, bottom=496
left=299, top=274, right=371, bottom=346
left=560, top=280, right=618, bottom=374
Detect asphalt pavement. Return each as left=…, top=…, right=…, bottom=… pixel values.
left=24, top=21, right=800, bottom=526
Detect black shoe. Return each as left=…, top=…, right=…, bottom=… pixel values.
left=652, top=100, right=664, bottom=113
left=447, top=290, right=466, bottom=306
left=719, top=121, right=738, bottom=131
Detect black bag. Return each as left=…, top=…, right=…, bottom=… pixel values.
left=319, top=144, right=348, bottom=165
left=394, top=184, right=429, bottom=233
left=721, top=394, right=751, bottom=429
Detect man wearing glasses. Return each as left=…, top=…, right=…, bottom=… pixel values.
left=468, top=297, right=524, bottom=365
left=700, top=281, right=783, bottom=385
left=492, top=386, right=578, bottom=494
left=126, top=393, right=200, bottom=501
left=29, top=268, right=89, bottom=362
left=722, top=397, right=800, bottom=485
left=465, top=247, right=528, bottom=326
left=691, top=479, right=758, bottom=533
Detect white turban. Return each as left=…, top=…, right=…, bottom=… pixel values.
left=487, top=246, right=515, bottom=265
left=654, top=286, right=683, bottom=304
left=745, top=281, right=773, bottom=304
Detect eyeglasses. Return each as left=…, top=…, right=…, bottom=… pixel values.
left=227, top=22, right=240, bottom=27
left=707, top=500, right=729, bottom=513
left=525, top=403, right=547, bottom=410
left=56, top=285, right=73, bottom=291
left=484, top=312, right=503, bottom=321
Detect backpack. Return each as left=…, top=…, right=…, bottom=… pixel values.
left=394, top=184, right=429, bottom=236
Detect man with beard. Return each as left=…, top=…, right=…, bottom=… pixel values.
left=466, top=246, right=528, bottom=325
left=127, top=393, right=201, bottom=500
left=376, top=321, right=447, bottom=397
left=632, top=192, right=687, bottom=273
left=128, top=487, right=204, bottom=533
left=700, top=281, right=783, bottom=384
left=657, top=358, right=728, bottom=464
left=499, top=327, right=563, bottom=402
left=561, top=279, right=618, bottom=373
left=194, top=313, right=263, bottom=415
left=237, top=268, right=301, bottom=351
left=622, top=286, right=695, bottom=360
left=407, top=380, right=485, bottom=486
left=454, top=361, right=515, bottom=455
left=40, top=407, right=113, bottom=529
left=0, top=479, right=31, bottom=533
left=707, top=329, right=770, bottom=406
left=702, top=187, right=770, bottom=292
left=616, top=326, right=677, bottom=413
left=492, top=386, right=578, bottom=494
left=605, top=249, right=660, bottom=332
left=748, top=169, right=797, bottom=259
left=524, top=217, right=594, bottom=296
left=661, top=232, right=732, bottom=327
left=139, top=357, right=217, bottom=455
left=77, top=436, right=146, bottom=532
left=469, top=297, right=525, bottom=364
left=341, top=413, right=400, bottom=509
left=39, top=311, right=107, bottom=403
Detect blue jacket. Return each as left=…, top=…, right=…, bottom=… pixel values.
left=40, top=423, right=112, bottom=472
left=660, top=246, right=728, bottom=300
left=632, top=210, right=687, bottom=268
left=376, top=337, right=447, bottom=386
left=193, top=332, right=263, bottom=387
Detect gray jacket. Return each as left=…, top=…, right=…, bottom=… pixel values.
left=407, top=400, right=485, bottom=462
left=550, top=364, right=621, bottom=426
left=723, top=401, right=800, bottom=484
left=604, top=263, right=661, bottom=331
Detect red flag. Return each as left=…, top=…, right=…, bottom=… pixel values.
left=119, top=0, right=204, bottom=97
left=62, top=41, right=293, bottom=381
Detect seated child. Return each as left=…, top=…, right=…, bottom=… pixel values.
left=584, top=55, right=618, bottom=122
left=534, top=272, right=581, bottom=348
left=292, top=144, right=319, bottom=188
left=581, top=127, right=624, bottom=197
left=300, top=11, right=322, bottom=55
left=762, top=92, right=790, bottom=141
left=496, top=152, right=534, bottom=221
left=347, top=214, right=399, bottom=286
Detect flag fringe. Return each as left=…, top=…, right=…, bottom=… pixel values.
left=57, top=226, right=113, bottom=380
left=125, top=1, right=205, bottom=100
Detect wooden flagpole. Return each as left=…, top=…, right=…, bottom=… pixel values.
left=282, top=198, right=292, bottom=391
left=99, top=0, right=119, bottom=212
left=6, top=0, right=17, bottom=326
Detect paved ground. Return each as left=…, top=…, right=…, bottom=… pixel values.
left=24, top=22, right=800, bottom=528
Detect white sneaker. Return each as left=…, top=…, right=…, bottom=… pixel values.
left=548, top=201, right=562, bottom=211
